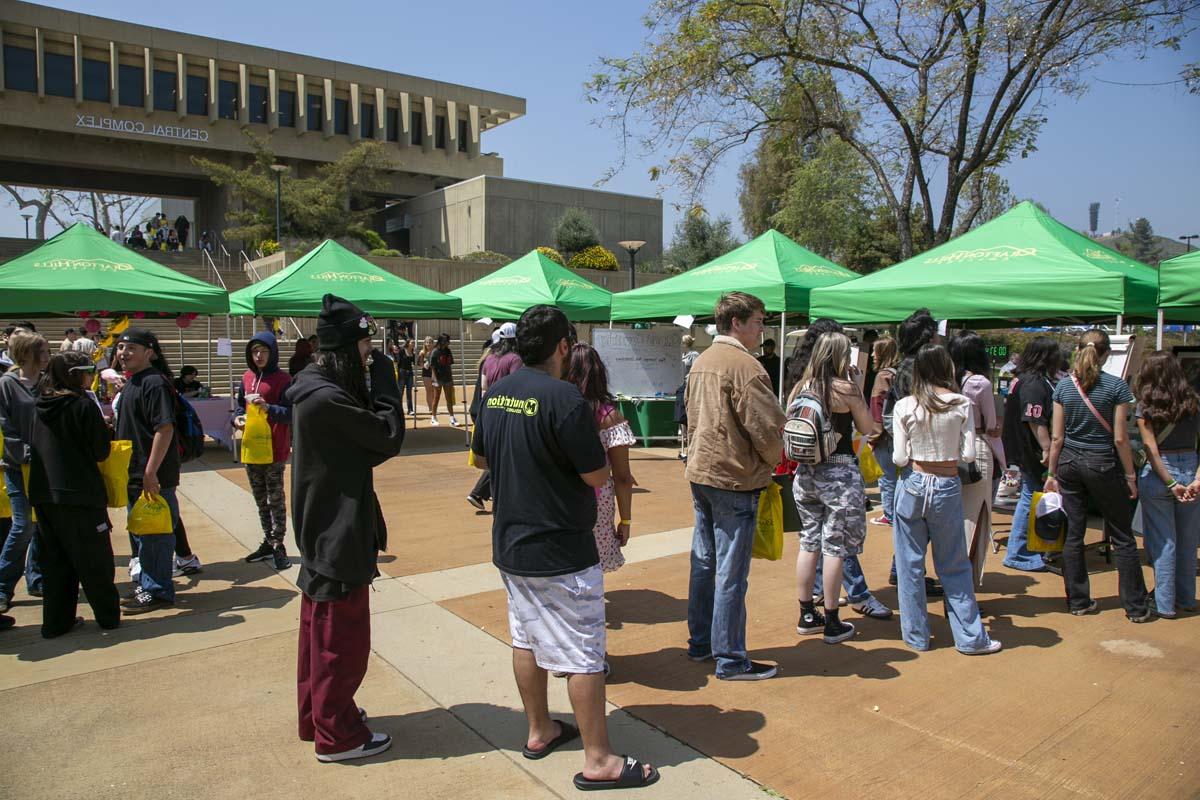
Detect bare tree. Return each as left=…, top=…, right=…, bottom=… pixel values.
left=2, top=186, right=155, bottom=240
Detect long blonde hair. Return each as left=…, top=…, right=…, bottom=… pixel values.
left=791, top=332, right=851, bottom=412
left=1073, top=329, right=1109, bottom=393
left=873, top=336, right=899, bottom=372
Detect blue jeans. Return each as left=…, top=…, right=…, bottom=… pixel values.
left=1139, top=452, right=1200, bottom=614
left=127, top=486, right=179, bottom=601
left=1003, top=469, right=1047, bottom=571
left=893, top=472, right=991, bottom=652
left=876, top=441, right=898, bottom=522
left=0, top=465, right=43, bottom=599
left=814, top=554, right=871, bottom=604
left=686, top=483, right=759, bottom=677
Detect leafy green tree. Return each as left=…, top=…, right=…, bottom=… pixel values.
left=587, top=0, right=1192, bottom=259
left=192, top=132, right=395, bottom=244
left=554, top=208, right=601, bottom=257
left=1128, top=217, right=1162, bottom=264
left=769, top=138, right=871, bottom=261
left=664, top=211, right=739, bottom=271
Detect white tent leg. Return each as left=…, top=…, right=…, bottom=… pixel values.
left=227, top=315, right=236, bottom=458
left=460, top=317, right=469, bottom=446
left=1156, top=309, right=1164, bottom=350
left=206, top=316, right=212, bottom=392
left=179, top=326, right=185, bottom=368
left=777, top=309, right=787, bottom=402
left=1115, top=314, right=1123, bottom=335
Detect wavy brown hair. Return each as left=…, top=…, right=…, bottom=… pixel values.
left=1072, top=329, right=1109, bottom=393
left=1133, top=350, right=1199, bottom=428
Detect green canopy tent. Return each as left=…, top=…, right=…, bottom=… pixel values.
left=808, top=202, right=1158, bottom=328
left=229, top=239, right=461, bottom=319
left=610, top=229, right=859, bottom=400
left=0, top=222, right=228, bottom=315
left=230, top=239, right=467, bottom=438
left=448, top=250, right=613, bottom=322
left=1154, top=249, right=1200, bottom=347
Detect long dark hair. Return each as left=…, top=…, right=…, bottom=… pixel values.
left=898, top=308, right=936, bottom=357
left=566, top=343, right=614, bottom=414
left=39, top=351, right=92, bottom=397
left=911, top=344, right=963, bottom=414
left=784, top=318, right=843, bottom=398
left=1017, top=336, right=1060, bottom=379
left=948, top=330, right=990, bottom=385
left=1134, top=350, right=1199, bottom=428
left=314, top=345, right=370, bottom=408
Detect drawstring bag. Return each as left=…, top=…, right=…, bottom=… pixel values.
left=752, top=483, right=784, bottom=560
left=241, top=403, right=274, bottom=465
left=99, top=440, right=133, bottom=508
left=128, top=491, right=173, bottom=535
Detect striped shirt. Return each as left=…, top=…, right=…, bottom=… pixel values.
left=1052, top=372, right=1134, bottom=451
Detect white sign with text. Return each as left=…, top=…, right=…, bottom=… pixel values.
left=593, top=328, right=684, bottom=398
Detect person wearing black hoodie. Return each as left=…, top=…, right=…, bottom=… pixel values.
left=28, top=351, right=119, bottom=638
left=290, top=294, right=404, bottom=763
left=236, top=332, right=292, bottom=571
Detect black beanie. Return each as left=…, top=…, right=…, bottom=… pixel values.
left=119, top=327, right=159, bottom=349
left=316, top=293, right=373, bottom=350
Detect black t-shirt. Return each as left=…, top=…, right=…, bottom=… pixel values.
left=394, top=349, right=415, bottom=372
left=431, top=346, right=454, bottom=381
left=471, top=367, right=607, bottom=577
left=757, top=354, right=780, bottom=395
left=1002, top=371, right=1055, bottom=477
left=116, top=368, right=181, bottom=490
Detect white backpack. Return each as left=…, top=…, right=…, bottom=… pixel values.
left=784, top=392, right=837, bottom=465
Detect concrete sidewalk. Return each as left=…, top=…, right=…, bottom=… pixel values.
left=0, top=465, right=765, bottom=800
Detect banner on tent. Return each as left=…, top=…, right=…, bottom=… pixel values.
left=593, top=328, right=684, bottom=398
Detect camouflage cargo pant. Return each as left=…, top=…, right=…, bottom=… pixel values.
left=246, top=462, right=287, bottom=545
left=793, top=455, right=867, bottom=558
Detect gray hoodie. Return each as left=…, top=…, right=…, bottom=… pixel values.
left=0, top=369, right=38, bottom=467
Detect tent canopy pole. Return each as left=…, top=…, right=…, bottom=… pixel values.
left=1156, top=309, right=1164, bottom=350
left=778, top=312, right=786, bottom=404
left=460, top=317, right=469, bottom=446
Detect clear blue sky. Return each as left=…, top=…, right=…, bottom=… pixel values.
left=3, top=0, right=1198, bottom=246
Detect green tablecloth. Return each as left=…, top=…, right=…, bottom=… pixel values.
left=616, top=398, right=679, bottom=448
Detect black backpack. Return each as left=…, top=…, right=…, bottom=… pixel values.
left=170, top=386, right=206, bottom=462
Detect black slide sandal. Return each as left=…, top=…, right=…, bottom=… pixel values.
left=573, top=756, right=660, bottom=791
left=521, top=721, right=579, bottom=760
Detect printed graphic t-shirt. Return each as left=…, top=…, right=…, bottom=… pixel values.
left=471, top=366, right=607, bottom=577
left=116, top=368, right=181, bottom=490
left=1002, top=371, right=1055, bottom=477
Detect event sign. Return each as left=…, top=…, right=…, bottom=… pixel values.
left=593, top=328, right=684, bottom=398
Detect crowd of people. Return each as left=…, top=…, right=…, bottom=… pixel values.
left=106, top=212, right=197, bottom=253
left=1, top=290, right=1197, bottom=785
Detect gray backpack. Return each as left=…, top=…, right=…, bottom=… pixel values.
left=784, top=392, right=837, bottom=465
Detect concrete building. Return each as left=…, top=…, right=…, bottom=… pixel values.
left=384, top=175, right=662, bottom=261
left=0, top=1, right=660, bottom=256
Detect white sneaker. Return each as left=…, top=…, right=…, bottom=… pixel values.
left=173, top=554, right=202, bottom=577
left=128, top=557, right=141, bottom=582
left=316, top=732, right=392, bottom=763
left=450, top=416, right=460, bottom=427
left=430, top=417, right=440, bottom=426
left=959, top=639, right=1003, bottom=656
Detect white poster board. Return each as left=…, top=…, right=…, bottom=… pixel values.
left=1102, top=334, right=1141, bottom=381
left=593, top=328, right=684, bottom=398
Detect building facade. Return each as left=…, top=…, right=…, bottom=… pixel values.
left=0, top=1, right=661, bottom=258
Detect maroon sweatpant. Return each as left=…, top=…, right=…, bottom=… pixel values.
left=297, top=585, right=371, bottom=754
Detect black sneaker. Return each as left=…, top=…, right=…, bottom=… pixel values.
left=466, top=494, right=486, bottom=511
left=246, top=540, right=274, bottom=563
left=797, top=606, right=826, bottom=635
left=1070, top=599, right=1099, bottom=616
left=925, top=578, right=945, bottom=598
left=823, top=616, right=857, bottom=644
left=272, top=545, right=291, bottom=571
left=120, top=588, right=174, bottom=615
left=718, top=661, right=778, bottom=681
left=315, top=732, right=392, bottom=763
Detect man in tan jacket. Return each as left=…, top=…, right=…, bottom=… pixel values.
left=684, top=292, right=785, bottom=680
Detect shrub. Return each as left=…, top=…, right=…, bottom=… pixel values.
left=369, top=248, right=402, bottom=257
left=456, top=250, right=512, bottom=265
left=568, top=245, right=620, bottom=271
left=259, top=239, right=281, bottom=256
left=554, top=208, right=600, bottom=256
left=347, top=224, right=388, bottom=252
left=536, top=246, right=565, bottom=265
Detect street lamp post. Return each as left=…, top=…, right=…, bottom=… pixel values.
left=269, top=163, right=288, bottom=244
left=20, top=213, right=32, bottom=239
left=1180, top=234, right=1199, bottom=252
left=618, top=240, right=646, bottom=291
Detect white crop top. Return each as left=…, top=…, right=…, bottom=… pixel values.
left=892, top=393, right=976, bottom=467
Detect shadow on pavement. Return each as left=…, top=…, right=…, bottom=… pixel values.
left=605, top=588, right=688, bottom=629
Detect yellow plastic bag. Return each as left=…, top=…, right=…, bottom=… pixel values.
left=128, top=491, right=173, bottom=535
left=858, top=444, right=884, bottom=485
left=241, top=403, right=274, bottom=465
left=467, top=447, right=476, bottom=468
left=21, top=463, right=34, bottom=523
left=0, top=431, right=8, bottom=518
left=1027, top=491, right=1065, bottom=553
left=752, top=482, right=784, bottom=560
left=99, top=440, right=133, bottom=508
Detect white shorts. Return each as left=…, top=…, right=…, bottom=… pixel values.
left=502, top=565, right=606, bottom=675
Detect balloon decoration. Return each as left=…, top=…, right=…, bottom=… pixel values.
left=84, top=318, right=102, bottom=334
left=175, top=315, right=192, bottom=329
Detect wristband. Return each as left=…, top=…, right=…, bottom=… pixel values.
left=1044, top=472, right=1054, bottom=479
left=1166, top=479, right=1178, bottom=489
left=619, top=519, right=632, bottom=526
left=1125, top=473, right=1136, bottom=479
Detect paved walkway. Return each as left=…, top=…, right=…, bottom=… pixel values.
left=3, top=440, right=1198, bottom=799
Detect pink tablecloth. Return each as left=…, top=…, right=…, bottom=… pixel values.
left=190, top=397, right=236, bottom=449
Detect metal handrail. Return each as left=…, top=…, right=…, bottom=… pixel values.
left=243, top=256, right=304, bottom=340
left=202, top=248, right=228, bottom=291
left=219, top=243, right=231, bottom=270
